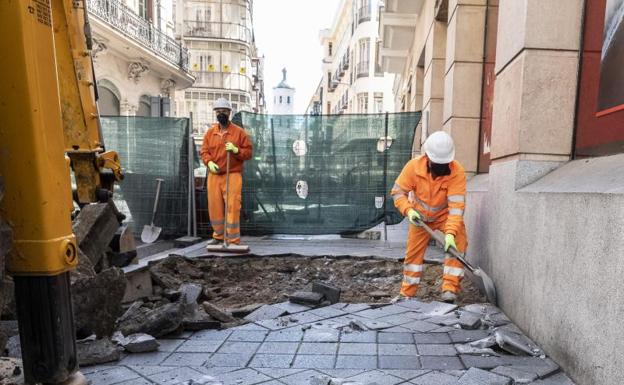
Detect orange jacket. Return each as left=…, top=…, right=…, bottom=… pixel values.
left=391, top=155, right=466, bottom=236
left=200, top=122, right=253, bottom=174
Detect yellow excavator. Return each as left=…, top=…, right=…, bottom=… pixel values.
left=0, top=0, right=123, bottom=383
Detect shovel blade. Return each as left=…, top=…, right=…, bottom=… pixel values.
left=141, top=224, right=162, bottom=243
left=473, top=268, right=497, bottom=305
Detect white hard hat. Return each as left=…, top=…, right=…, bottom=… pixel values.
left=213, top=98, right=232, bottom=111
left=423, top=131, right=455, bottom=164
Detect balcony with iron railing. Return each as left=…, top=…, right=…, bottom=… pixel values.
left=357, top=5, right=372, bottom=24
left=191, top=71, right=253, bottom=94
left=87, top=0, right=189, bottom=71
left=356, top=61, right=370, bottom=78
left=184, top=21, right=252, bottom=44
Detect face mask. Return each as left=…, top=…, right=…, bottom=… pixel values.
left=217, top=113, right=229, bottom=126
left=429, top=162, right=451, bottom=177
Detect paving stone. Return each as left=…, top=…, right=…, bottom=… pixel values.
left=119, top=352, right=170, bottom=366
left=248, top=353, right=295, bottom=368
left=80, top=365, right=116, bottom=375
left=275, top=301, right=313, bottom=314
left=255, top=367, right=306, bottom=379
left=216, top=368, right=272, bottom=385
left=420, top=356, right=465, bottom=370
left=231, top=323, right=269, bottom=331
left=340, top=304, right=371, bottom=313
left=383, top=326, right=413, bottom=333
left=122, top=333, right=160, bottom=353
left=290, top=291, right=324, bottom=306
left=381, top=369, right=430, bottom=380
left=399, top=320, right=439, bottom=333
left=193, top=366, right=239, bottom=376
left=378, top=344, right=418, bottom=356
left=245, top=305, right=288, bottom=322
left=292, top=354, right=336, bottom=369
left=258, top=313, right=324, bottom=330
left=357, top=318, right=395, bottom=331
left=491, top=366, right=538, bottom=384
left=228, top=330, right=268, bottom=342
left=457, top=367, right=511, bottom=385
left=355, top=307, right=405, bottom=320
left=265, top=329, right=305, bottom=342
left=312, top=281, right=342, bottom=304
left=318, top=369, right=366, bottom=378
left=217, top=341, right=261, bottom=354
left=378, top=355, right=421, bottom=370
left=401, top=312, right=431, bottom=321
left=528, top=373, right=575, bottom=385
left=345, top=369, right=405, bottom=384
left=411, top=370, right=460, bottom=385
left=191, top=330, right=232, bottom=341
left=377, top=313, right=417, bottom=326
left=205, top=353, right=254, bottom=368
left=126, top=365, right=172, bottom=376
left=114, top=378, right=154, bottom=385
left=309, top=306, right=347, bottom=319
left=303, top=328, right=340, bottom=342
left=496, top=357, right=559, bottom=378
left=340, top=331, right=377, bottom=343
left=443, top=370, right=467, bottom=378
left=156, top=339, right=185, bottom=352
left=147, top=366, right=206, bottom=385
left=256, top=381, right=287, bottom=385
left=417, top=344, right=457, bottom=356
left=280, top=369, right=329, bottom=385
left=335, top=355, right=377, bottom=369
left=338, top=342, right=377, bottom=355
left=431, top=326, right=459, bottom=333
left=257, top=341, right=300, bottom=354
left=161, top=352, right=209, bottom=367
left=298, top=342, right=338, bottom=355
left=378, top=332, right=413, bottom=344
left=461, top=304, right=502, bottom=317
left=176, top=340, right=224, bottom=353
left=412, top=333, right=451, bottom=344
left=459, top=355, right=505, bottom=369
left=448, top=330, right=491, bottom=344
left=86, top=366, right=141, bottom=385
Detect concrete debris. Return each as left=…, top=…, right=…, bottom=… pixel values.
left=180, top=283, right=203, bottom=306
left=114, top=332, right=159, bottom=353
left=312, top=281, right=341, bottom=304
left=455, top=343, right=498, bottom=356
left=72, top=267, right=127, bottom=338
left=494, top=329, right=544, bottom=356
left=491, top=365, right=538, bottom=384
left=183, top=306, right=221, bottom=331
left=0, top=357, right=23, bottom=385
left=178, top=376, right=223, bottom=385
left=149, top=255, right=203, bottom=290
left=76, top=336, right=120, bottom=367
left=203, top=302, right=237, bottom=323
left=458, top=367, right=511, bottom=385
left=470, top=335, right=497, bottom=349
left=72, top=201, right=120, bottom=269
left=229, top=303, right=265, bottom=318
left=483, top=311, right=512, bottom=327
left=289, top=291, right=324, bottom=306
left=117, top=301, right=183, bottom=338
left=243, top=304, right=287, bottom=322
left=309, top=375, right=374, bottom=385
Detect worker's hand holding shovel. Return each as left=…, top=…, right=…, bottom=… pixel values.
left=407, top=208, right=422, bottom=226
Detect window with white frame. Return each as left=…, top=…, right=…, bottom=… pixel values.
left=374, top=92, right=383, bottom=113
left=357, top=92, right=368, bottom=113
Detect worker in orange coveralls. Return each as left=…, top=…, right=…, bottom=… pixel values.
left=200, top=98, right=253, bottom=245
left=391, top=131, right=467, bottom=303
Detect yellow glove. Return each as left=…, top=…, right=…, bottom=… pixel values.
left=225, top=142, right=239, bottom=154
left=444, top=233, right=457, bottom=252
left=207, top=161, right=220, bottom=174
left=407, top=208, right=421, bottom=225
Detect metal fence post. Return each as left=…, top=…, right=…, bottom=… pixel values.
left=383, top=112, right=389, bottom=242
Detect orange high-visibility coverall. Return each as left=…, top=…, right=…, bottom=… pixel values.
left=391, top=155, right=467, bottom=296
left=200, top=122, right=253, bottom=244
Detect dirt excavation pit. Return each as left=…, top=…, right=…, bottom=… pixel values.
left=149, top=255, right=486, bottom=310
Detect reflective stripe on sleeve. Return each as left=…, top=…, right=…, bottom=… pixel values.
left=448, top=195, right=465, bottom=203
left=449, top=208, right=464, bottom=216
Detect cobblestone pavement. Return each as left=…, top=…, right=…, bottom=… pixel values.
left=83, top=299, right=575, bottom=385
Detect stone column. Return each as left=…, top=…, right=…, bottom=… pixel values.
left=490, top=0, right=583, bottom=185
left=443, top=0, right=487, bottom=176
left=421, top=21, right=447, bottom=139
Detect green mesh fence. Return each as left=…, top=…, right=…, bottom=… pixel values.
left=100, top=116, right=196, bottom=237
left=196, top=111, right=421, bottom=236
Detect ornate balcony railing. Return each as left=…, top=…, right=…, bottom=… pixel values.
left=184, top=20, right=252, bottom=44
left=191, top=71, right=253, bottom=94
left=87, top=0, right=189, bottom=72
left=357, top=5, right=372, bottom=24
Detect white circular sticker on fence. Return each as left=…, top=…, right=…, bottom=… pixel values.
left=296, top=180, right=309, bottom=199
left=376, top=136, right=394, bottom=152
left=293, top=140, right=307, bottom=156
left=375, top=196, right=384, bottom=209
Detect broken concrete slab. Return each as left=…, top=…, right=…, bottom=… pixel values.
left=244, top=304, right=288, bottom=322
left=121, top=333, right=160, bottom=353
left=180, top=283, right=204, bottom=305
left=72, top=267, right=127, bottom=338
left=149, top=255, right=204, bottom=290
left=312, top=281, right=341, bottom=304
left=76, top=337, right=120, bottom=367
left=458, top=367, right=511, bottom=385
left=494, top=329, right=544, bottom=357
left=122, top=268, right=153, bottom=303
left=455, top=343, right=498, bottom=356
left=203, top=302, right=237, bottom=323
left=174, top=236, right=203, bottom=248
left=117, top=301, right=183, bottom=338
left=229, top=303, right=265, bottom=318
left=289, top=291, right=324, bottom=306
left=274, top=301, right=312, bottom=314
left=72, top=201, right=120, bottom=267
left=491, top=365, right=538, bottom=384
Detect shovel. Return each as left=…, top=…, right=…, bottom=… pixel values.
left=141, top=178, right=164, bottom=243
left=410, top=218, right=498, bottom=304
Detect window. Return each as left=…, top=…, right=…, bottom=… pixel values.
left=279, top=96, right=283, bottom=104
left=374, top=93, right=383, bottom=113
left=138, top=0, right=152, bottom=20
left=357, top=93, right=368, bottom=113
left=287, top=96, right=291, bottom=104
left=328, top=42, right=333, bottom=57
left=357, top=39, right=370, bottom=77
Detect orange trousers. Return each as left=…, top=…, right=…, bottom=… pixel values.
left=401, top=219, right=467, bottom=296
left=207, top=172, right=242, bottom=244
